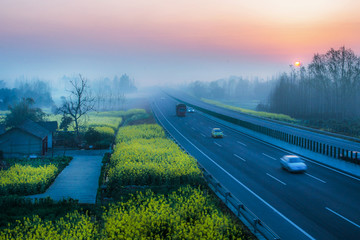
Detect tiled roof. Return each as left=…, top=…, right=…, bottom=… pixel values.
left=18, top=119, right=49, bottom=139
left=37, top=121, right=58, bottom=132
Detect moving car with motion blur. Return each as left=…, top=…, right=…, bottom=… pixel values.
left=211, top=128, right=223, bottom=138
left=187, top=106, right=195, bottom=113
left=280, top=155, right=307, bottom=173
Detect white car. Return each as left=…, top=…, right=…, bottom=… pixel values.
left=280, top=155, right=307, bottom=172
left=187, top=107, right=195, bottom=113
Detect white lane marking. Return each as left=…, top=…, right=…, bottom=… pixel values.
left=214, top=142, right=222, bottom=147
left=326, top=207, right=360, bottom=229
left=262, top=153, right=277, bottom=160
left=201, top=133, right=206, bottom=137
left=266, top=173, right=287, bottom=185
left=305, top=173, right=327, bottom=183
left=234, top=154, right=246, bottom=162
left=305, top=159, right=360, bottom=182
left=196, top=110, right=360, bottom=182
left=191, top=127, right=196, bottom=131
left=154, top=102, right=315, bottom=240
left=237, top=141, right=247, bottom=146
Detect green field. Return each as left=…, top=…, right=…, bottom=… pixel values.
left=201, top=98, right=297, bottom=123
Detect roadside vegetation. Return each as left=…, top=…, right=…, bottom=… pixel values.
left=101, top=123, right=251, bottom=239
left=0, top=110, right=253, bottom=239
left=53, top=109, right=148, bottom=149
left=201, top=98, right=296, bottom=123
left=183, top=47, right=360, bottom=139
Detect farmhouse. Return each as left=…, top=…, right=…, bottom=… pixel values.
left=0, top=120, right=57, bottom=158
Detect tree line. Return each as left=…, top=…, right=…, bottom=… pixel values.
left=185, top=76, right=276, bottom=105
left=0, top=79, right=54, bottom=110
left=91, top=74, right=137, bottom=111
left=265, top=46, right=360, bottom=120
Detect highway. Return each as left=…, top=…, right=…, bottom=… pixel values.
left=152, top=93, right=360, bottom=240
left=165, top=89, right=360, bottom=153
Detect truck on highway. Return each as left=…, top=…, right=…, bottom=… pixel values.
left=176, top=103, right=187, bottom=117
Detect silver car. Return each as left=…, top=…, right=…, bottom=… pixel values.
left=280, top=155, right=307, bottom=172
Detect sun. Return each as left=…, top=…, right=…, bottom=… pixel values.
left=294, top=61, right=301, bottom=67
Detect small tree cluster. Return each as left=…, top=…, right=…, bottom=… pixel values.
left=4, top=98, right=45, bottom=128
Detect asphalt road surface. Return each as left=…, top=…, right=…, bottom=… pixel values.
left=166, top=89, right=360, bottom=153
left=152, top=93, right=360, bottom=240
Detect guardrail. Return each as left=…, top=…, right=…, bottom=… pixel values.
left=151, top=103, right=280, bottom=240
left=168, top=94, right=360, bottom=165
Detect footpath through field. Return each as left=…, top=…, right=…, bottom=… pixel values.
left=29, top=149, right=108, bottom=204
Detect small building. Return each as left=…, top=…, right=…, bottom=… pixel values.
left=0, top=120, right=54, bottom=158
left=37, top=121, right=58, bottom=148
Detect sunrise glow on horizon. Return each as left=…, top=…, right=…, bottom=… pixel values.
left=1, top=0, right=360, bottom=86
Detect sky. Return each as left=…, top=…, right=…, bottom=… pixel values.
left=1, top=0, right=360, bottom=87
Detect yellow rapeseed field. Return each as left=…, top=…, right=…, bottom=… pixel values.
left=0, top=211, right=98, bottom=239
left=0, top=164, right=58, bottom=195
left=102, top=186, right=244, bottom=239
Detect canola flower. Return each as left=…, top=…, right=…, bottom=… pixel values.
left=102, top=186, right=244, bottom=240
left=0, top=211, right=98, bottom=240
left=108, top=138, right=202, bottom=187
left=1, top=187, right=245, bottom=239
left=109, top=124, right=202, bottom=188
left=93, top=126, right=115, bottom=137
left=0, top=120, right=248, bottom=239
left=115, top=124, right=166, bottom=143
left=201, top=98, right=296, bottom=122
left=0, top=164, right=58, bottom=195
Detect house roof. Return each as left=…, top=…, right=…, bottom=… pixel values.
left=0, top=127, right=42, bottom=141
left=18, top=119, right=49, bottom=139
left=37, top=121, right=58, bottom=132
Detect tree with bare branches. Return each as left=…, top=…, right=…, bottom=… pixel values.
left=59, top=74, right=95, bottom=137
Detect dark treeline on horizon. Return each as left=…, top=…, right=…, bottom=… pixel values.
left=265, top=46, right=360, bottom=120
left=0, top=74, right=137, bottom=112
left=0, top=79, right=54, bottom=110
left=185, top=76, right=276, bottom=106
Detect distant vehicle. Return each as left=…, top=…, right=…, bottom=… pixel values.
left=211, top=128, right=223, bottom=138
left=280, top=155, right=307, bottom=172
left=176, top=103, right=187, bottom=117
left=187, top=107, right=195, bottom=113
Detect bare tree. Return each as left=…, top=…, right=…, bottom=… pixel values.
left=268, top=46, right=360, bottom=119
left=59, top=74, right=95, bottom=137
